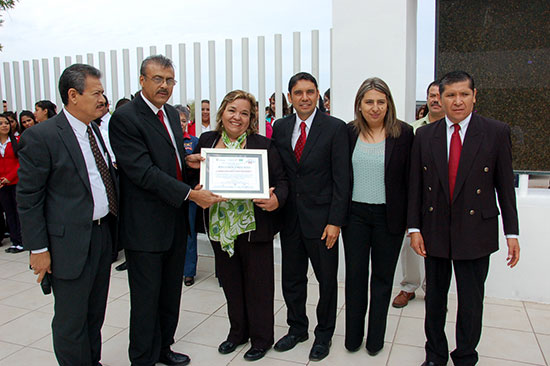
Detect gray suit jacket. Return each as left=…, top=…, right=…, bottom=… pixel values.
left=17, top=112, right=118, bottom=279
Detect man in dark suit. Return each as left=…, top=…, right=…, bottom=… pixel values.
left=18, top=64, right=118, bottom=366
left=109, top=55, right=222, bottom=366
left=407, top=71, right=520, bottom=366
left=271, top=72, right=350, bottom=362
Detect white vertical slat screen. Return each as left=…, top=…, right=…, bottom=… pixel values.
left=257, top=36, right=266, bottom=136
left=23, top=61, right=32, bottom=109
left=32, top=60, right=41, bottom=102
left=3, top=63, right=12, bottom=111
left=193, top=42, right=202, bottom=136
left=274, top=34, right=283, bottom=120
left=241, top=38, right=249, bottom=92
left=110, top=50, right=119, bottom=103
left=98, top=52, right=106, bottom=92
left=311, top=30, right=320, bottom=82
left=178, top=44, right=187, bottom=105
left=13, top=62, right=22, bottom=112
left=53, top=57, right=61, bottom=107
left=165, top=44, right=173, bottom=104
left=1, top=30, right=329, bottom=128
left=122, top=49, right=131, bottom=99
left=42, top=58, right=51, bottom=100
left=208, top=40, right=217, bottom=130
left=293, top=32, right=301, bottom=74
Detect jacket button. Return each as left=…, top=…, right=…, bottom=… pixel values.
left=428, top=206, right=434, bottom=212
left=476, top=189, right=481, bottom=195
left=423, top=166, right=428, bottom=171
left=428, top=186, right=432, bottom=191
left=484, top=167, right=489, bottom=172
left=296, top=193, right=300, bottom=197
left=469, top=210, right=475, bottom=215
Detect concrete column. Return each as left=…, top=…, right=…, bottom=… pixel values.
left=332, top=0, right=417, bottom=123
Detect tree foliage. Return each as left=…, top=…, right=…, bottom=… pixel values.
left=0, top=0, right=17, bottom=51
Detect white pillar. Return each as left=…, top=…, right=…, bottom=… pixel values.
left=331, top=0, right=417, bottom=123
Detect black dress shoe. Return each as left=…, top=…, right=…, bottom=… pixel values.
left=115, top=261, right=127, bottom=271
left=243, top=347, right=268, bottom=361
left=158, top=350, right=190, bottom=366
left=184, top=276, right=194, bottom=286
left=274, top=333, right=309, bottom=352
left=11, top=247, right=24, bottom=253
left=218, top=340, right=246, bottom=354
left=309, top=340, right=331, bottom=361
left=421, top=361, right=444, bottom=366
left=367, top=345, right=383, bottom=356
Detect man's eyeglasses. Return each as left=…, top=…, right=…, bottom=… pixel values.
left=145, top=76, right=177, bottom=86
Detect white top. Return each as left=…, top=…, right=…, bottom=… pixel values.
left=445, top=113, right=471, bottom=159
left=0, top=136, right=11, bottom=157
left=291, top=108, right=317, bottom=149
left=64, top=109, right=109, bottom=221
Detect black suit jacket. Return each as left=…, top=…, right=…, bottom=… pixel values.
left=109, top=92, right=191, bottom=252
left=407, top=113, right=519, bottom=260
left=272, top=110, right=350, bottom=239
left=17, top=112, right=118, bottom=279
left=191, top=131, right=289, bottom=242
left=347, top=121, right=414, bottom=234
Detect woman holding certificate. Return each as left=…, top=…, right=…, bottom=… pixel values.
left=342, top=78, right=413, bottom=356
left=189, top=90, right=288, bottom=361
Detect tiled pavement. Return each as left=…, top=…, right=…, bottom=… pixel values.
left=0, top=238, right=548, bottom=366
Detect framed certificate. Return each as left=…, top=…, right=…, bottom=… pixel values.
left=199, top=148, right=270, bottom=199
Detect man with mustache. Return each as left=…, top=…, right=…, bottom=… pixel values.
left=392, top=80, right=445, bottom=309
left=18, top=64, right=117, bottom=365
left=109, top=55, right=223, bottom=366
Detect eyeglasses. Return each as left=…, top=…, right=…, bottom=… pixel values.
left=144, top=76, right=177, bottom=86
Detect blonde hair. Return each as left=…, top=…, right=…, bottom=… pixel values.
left=215, top=90, right=258, bottom=135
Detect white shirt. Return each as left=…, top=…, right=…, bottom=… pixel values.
left=291, top=108, right=317, bottom=149
left=141, top=93, right=183, bottom=170
left=64, top=109, right=110, bottom=221
left=0, top=137, right=11, bottom=157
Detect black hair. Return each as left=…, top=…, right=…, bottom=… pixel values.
left=35, top=100, right=57, bottom=118
left=58, top=64, right=102, bottom=105
left=288, top=72, right=318, bottom=93
left=439, top=71, right=474, bottom=95
left=140, top=55, right=174, bottom=76
left=426, top=80, right=439, bottom=95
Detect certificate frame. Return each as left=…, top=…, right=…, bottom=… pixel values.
left=199, top=148, right=270, bottom=199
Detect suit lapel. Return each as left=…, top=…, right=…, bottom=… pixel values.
left=135, top=93, right=174, bottom=147
left=56, top=113, right=92, bottom=194
left=299, top=112, right=323, bottom=165
left=282, top=116, right=298, bottom=168
left=384, top=135, right=395, bottom=171
left=430, top=120, right=451, bottom=203
left=166, top=106, right=186, bottom=173
left=452, top=114, right=484, bottom=204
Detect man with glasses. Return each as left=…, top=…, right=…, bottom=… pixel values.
left=109, top=55, right=223, bottom=366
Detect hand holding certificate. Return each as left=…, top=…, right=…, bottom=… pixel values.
left=199, top=148, right=270, bottom=199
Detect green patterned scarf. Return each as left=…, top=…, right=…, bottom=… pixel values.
left=209, top=130, right=256, bottom=256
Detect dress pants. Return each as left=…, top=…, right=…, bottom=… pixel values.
left=280, top=221, right=338, bottom=343
left=0, top=185, right=22, bottom=246
left=424, top=255, right=490, bottom=366
left=212, top=236, right=274, bottom=349
left=51, top=216, right=112, bottom=366
left=126, top=219, right=186, bottom=366
left=184, top=202, right=198, bottom=277
left=341, top=202, right=404, bottom=352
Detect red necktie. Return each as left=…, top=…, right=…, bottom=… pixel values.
left=157, top=110, right=183, bottom=181
left=294, top=122, right=307, bottom=162
left=448, top=123, right=462, bottom=200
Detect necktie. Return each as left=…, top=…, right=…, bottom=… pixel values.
left=157, top=110, right=183, bottom=181
left=294, top=121, right=307, bottom=162
left=87, top=126, right=117, bottom=216
left=448, top=123, right=462, bottom=200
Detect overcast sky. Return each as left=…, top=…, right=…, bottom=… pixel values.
left=0, top=0, right=435, bottom=104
